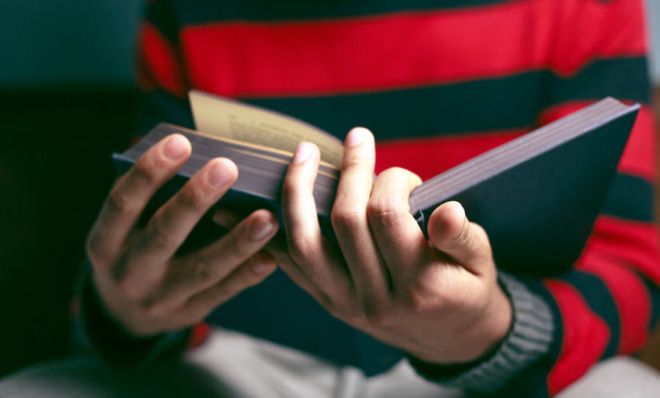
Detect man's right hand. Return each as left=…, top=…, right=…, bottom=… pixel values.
left=86, top=134, right=279, bottom=337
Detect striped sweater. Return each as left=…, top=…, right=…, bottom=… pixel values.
left=78, top=0, right=660, bottom=397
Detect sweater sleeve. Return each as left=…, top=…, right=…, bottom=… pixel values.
left=72, top=0, right=208, bottom=366
left=410, top=1, right=659, bottom=396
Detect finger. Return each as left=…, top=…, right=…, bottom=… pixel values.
left=265, top=242, right=331, bottom=309
left=182, top=252, right=277, bottom=321
left=367, top=167, right=426, bottom=283
left=117, top=158, right=238, bottom=289
left=331, top=128, right=390, bottom=299
left=427, top=201, right=492, bottom=275
left=212, top=208, right=243, bottom=230
left=281, top=142, right=351, bottom=294
left=147, top=210, right=279, bottom=313
left=87, top=134, right=191, bottom=267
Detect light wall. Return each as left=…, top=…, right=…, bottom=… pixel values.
left=648, top=0, right=660, bottom=83
left=0, top=0, right=142, bottom=88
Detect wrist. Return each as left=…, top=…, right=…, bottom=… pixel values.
left=473, top=283, right=513, bottom=358
left=453, top=283, right=513, bottom=363
left=410, top=282, right=513, bottom=364
left=408, top=274, right=554, bottom=394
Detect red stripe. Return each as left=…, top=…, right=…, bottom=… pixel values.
left=539, top=102, right=657, bottom=181
left=577, top=261, right=651, bottom=354
left=545, top=280, right=610, bottom=396
left=374, top=129, right=525, bottom=180
left=139, top=23, right=189, bottom=97
left=188, top=322, right=211, bottom=349
left=581, top=216, right=660, bottom=284
left=179, top=1, right=645, bottom=97
left=550, top=0, right=648, bottom=76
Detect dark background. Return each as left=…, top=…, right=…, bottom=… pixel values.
left=0, top=1, right=141, bottom=376
left=0, top=0, right=659, bottom=379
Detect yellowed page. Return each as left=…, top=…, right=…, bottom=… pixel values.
left=190, top=90, right=344, bottom=167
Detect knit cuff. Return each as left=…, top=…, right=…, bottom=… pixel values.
left=73, top=262, right=190, bottom=369
left=408, top=272, right=554, bottom=394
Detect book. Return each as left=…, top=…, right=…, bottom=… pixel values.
left=114, top=92, right=639, bottom=275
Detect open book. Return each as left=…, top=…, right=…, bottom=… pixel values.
left=114, top=92, right=639, bottom=275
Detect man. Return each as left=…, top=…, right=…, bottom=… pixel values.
left=1, top=0, right=659, bottom=396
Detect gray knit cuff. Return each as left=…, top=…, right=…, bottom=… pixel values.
left=409, top=272, right=554, bottom=394
left=447, top=272, right=554, bottom=393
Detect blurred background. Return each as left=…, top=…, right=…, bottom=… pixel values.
left=0, top=0, right=659, bottom=378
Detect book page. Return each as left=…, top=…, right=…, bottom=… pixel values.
left=190, top=90, right=344, bottom=167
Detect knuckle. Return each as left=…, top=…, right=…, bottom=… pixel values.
left=366, top=198, right=405, bottom=222
left=116, top=278, right=143, bottom=301
left=145, top=218, right=174, bottom=251
left=236, top=267, right=260, bottom=289
left=363, top=303, right=392, bottom=328
left=210, top=285, right=232, bottom=305
left=133, top=155, right=160, bottom=183
left=399, top=290, right=432, bottom=315
left=287, top=237, right=313, bottom=263
left=238, top=227, right=265, bottom=255
left=452, top=222, right=472, bottom=248
left=314, top=291, right=334, bottom=311
left=138, top=297, right=161, bottom=317
left=86, top=234, right=108, bottom=268
left=331, top=207, right=364, bottom=233
left=243, top=262, right=269, bottom=286
left=330, top=304, right=362, bottom=324
left=106, top=187, right=136, bottom=216
left=178, top=184, right=210, bottom=213
left=108, top=256, right=129, bottom=283
left=192, top=257, right=214, bottom=284
left=226, top=234, right=254, bottom=261
left=281, top=179, right=305, bottom=201
left=341, top=153, right=363, bottom=169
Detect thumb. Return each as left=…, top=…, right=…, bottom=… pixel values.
left=427, top=201, right=492, bottom=274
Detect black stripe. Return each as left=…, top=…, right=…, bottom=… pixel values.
left=175, top=0, right=509, bottom=24
left=244, top=73, right=543, bottom=140
left=146, top=0, right=181, bottom=44
left=601, top=173, right=654, bottom=222
left=239, top=57, right=648, bottom=141
left=640, top=274, right=660, bottom=331
left=135, top=90, right=194, bottom=136
left=545, top=57, right=651, bottom=106
left=562, top=272, right=620, bottom=358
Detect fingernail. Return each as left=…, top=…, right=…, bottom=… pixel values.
left=164, top=135, right=188, bottom=160
left=208, top=160, right=233, bottom=188
left=253, top=262, right=275, bottom=275
left=345, top=127, right=369, bottom=147
left=292, top=142, right=315, bottom=164
left=445, top=201, right=465, bottom=219
left=249, top=215, right=277, bottom=241
left=213, top=209, right=239, bottom=228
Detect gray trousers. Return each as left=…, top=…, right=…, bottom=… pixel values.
left=1, top=329, right=659, bottom=397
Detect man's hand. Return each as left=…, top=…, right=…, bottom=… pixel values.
left=86, top=134, right=279, bottom=337
left=269, top=128, right=512, bottom=364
